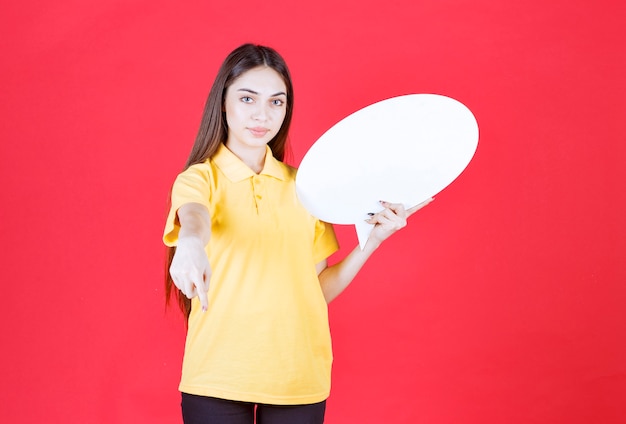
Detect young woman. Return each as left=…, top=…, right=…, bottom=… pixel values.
left=163, top=43, right=431, bottom=424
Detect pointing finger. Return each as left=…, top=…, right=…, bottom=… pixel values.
left=197, top=285, right=208, bottom=312
left=191, top=272, right=209, bottom=312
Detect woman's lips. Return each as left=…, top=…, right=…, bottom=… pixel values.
left=249, top=127, right=269, bottom=137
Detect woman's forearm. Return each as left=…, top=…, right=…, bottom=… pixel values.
left=178, top=202, right=212, bottom=244
left=317, top=199, right=432, bottom=303
left=318, top=240, right=381, bottom=303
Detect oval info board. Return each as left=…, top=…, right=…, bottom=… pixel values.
left=295, top=94, right=479, bottom=249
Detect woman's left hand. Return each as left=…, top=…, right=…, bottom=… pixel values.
left=365, top=198, right=434, bottom=248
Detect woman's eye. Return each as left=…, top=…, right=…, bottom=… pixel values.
left=272, top=99, right=284, bottom=106
left=241, top=96, right=253, bottom=103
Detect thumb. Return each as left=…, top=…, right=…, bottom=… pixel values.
left=407, top=197, right=434, bottom=217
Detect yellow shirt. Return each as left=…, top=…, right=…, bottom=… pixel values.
left=163, top=144, right=339, bottom=405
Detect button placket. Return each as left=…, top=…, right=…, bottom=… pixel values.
left=252, top=176, right=263, bottom=212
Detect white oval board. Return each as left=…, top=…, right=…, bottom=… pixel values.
left=296, top=93, right=479, bottom=248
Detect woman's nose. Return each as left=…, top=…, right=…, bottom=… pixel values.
left=252, top=103, right=269, bottom=121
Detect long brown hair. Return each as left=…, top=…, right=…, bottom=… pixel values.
left=165, top=44, right=295, bottom=319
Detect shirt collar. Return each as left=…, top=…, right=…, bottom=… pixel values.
left=212, top=143, right=288, bottom=182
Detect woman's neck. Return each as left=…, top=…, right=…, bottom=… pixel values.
left=225, top=143, right=266, bottom=174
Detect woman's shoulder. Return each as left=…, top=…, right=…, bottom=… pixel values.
left=280, top=161, right=298, bottom=175
left=173, top=160, right=216, bottom=187
left=182, top=158, right=215, bottom=174
left=276, top=161, right=299, bottom=183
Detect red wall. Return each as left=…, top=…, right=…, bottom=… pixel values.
left=1, top=1, right=625, bottom=423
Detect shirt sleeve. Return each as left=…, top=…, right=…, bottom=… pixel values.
left=312, top=219, right=339, bottom=264
left=162, top=164, right=212, bottom=247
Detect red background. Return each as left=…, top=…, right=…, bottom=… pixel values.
left=1, top=0, right=625, bottom=423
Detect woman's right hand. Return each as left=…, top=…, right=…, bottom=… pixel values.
left=169, top=203, right=213, bottom=311
left=170, top=237, right=211, bottom=311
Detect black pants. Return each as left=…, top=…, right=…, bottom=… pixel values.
left=181, top=393, right=326, bottom=424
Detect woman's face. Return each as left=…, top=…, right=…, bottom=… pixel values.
left=224, top=66, right=288, bottom=153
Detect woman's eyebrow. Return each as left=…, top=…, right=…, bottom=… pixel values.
left=237, top=88, right=286, bottom=97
